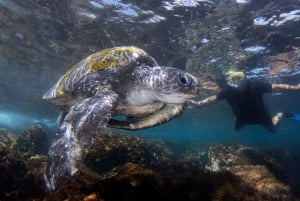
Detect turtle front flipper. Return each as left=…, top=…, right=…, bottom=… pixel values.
left=108, top=104, right=184, bottom=130
left=44, top=91, right=117, bottom=191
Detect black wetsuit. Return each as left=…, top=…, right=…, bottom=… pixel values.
left=217, top=80, right=275, bottom=132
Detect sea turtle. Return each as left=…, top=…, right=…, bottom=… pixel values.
left=42, top=46, right=200, bottom=191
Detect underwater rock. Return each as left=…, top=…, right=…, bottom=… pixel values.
left=1, top=128, right=300, bottom=201
left=261, top=148, right=300, bottom=198
left=45, top=135, right=299, bottom=201
left=13, top=124, right=49, bottom=158
left=84, top=131, right=172, bottom=174
left=206, top=144, right=295, bottom=201
left=111, top=162, right=155, bottom=187
left=0, top=128, right=17, bottom=148
left=0, top=128, right=48, bottom=200
left=206, top=144, right=260, bottom=171
left=0, top=155, right=48, bottom=200
left=83, top=192, right=100, bottom=201
left=0, top=129, right=15, bottom=169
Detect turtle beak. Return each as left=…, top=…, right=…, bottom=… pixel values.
left=194, top=84, right=201, bottom=95
left=191, top=84, right=200, bottom=97
left=182, top=73, right=200, bottom=97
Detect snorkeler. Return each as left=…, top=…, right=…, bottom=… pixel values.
left=187, top=70, right=300, bottom=132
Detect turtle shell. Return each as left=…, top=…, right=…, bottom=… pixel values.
left=43, top=46, right=158, bottom=107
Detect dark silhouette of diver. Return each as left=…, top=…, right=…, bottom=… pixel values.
left=188, top=70, right=300, bottom=132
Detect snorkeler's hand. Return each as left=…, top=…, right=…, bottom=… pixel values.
left=185, top=100, right=199, bottom=109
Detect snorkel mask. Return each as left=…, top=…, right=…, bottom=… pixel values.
left=226, top=70, right=245, bottom=88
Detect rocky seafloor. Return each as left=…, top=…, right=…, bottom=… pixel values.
left=1, top=125, right=300, bottom=201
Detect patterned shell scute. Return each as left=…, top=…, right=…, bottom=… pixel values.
left=47, top=46, right=155, bottom=100
left=88, top=46, right=149, bottom=71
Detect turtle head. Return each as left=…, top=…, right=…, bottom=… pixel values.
left=132, top=65, right=200, bottom=104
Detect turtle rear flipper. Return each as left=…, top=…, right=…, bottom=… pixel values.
left=108, top=104, right=184, bottom=130
left=44, top=91, right=117, bottom=191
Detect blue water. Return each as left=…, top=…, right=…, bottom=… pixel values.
left=105, top=91, right=300, bottom=151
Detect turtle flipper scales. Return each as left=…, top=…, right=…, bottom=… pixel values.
left=108, top=104, right=184, bottom=130
left=44, top=90, right=117, bottom=191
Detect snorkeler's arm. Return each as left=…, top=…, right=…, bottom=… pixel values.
left=201, top=82, right=220, bottom=91
left=186, top=81, right=220, bottom=108
left=186, top=95, right=218, bottom=108
left=272, top=83, right=300, bottom=91
left=197, top=95, right=218, bottom=106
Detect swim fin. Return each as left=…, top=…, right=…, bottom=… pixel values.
left=285, top=113, right=300, bottom=121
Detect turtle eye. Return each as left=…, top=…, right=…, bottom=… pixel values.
left=178, top=74, right=191, bottom=87
left=140, top=64, right=150, bottom=71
